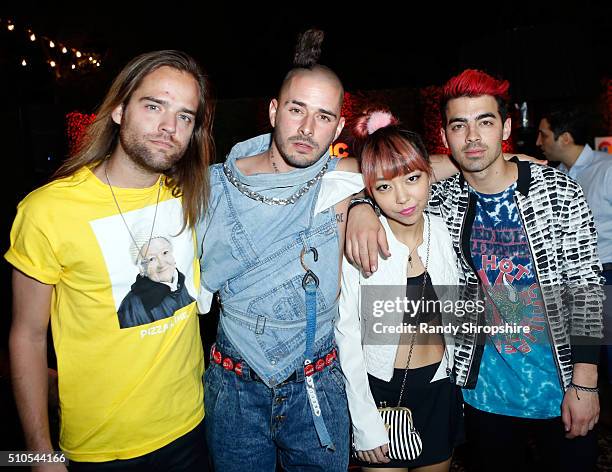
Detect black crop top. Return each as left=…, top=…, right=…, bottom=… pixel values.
left=404, top=272, right=440, bottom=324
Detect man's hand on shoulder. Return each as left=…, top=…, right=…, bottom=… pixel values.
left=345, top=202, right=388, bottom=276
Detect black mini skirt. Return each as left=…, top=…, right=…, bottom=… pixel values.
left=352, top=361, right=465, bottom=469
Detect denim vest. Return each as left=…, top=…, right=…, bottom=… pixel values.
left=199, top=134, right=342, bottom=387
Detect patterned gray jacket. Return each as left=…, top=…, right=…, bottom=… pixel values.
left=429, top=158, right=604, bottom=389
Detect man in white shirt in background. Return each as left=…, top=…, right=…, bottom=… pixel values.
left=537, top=105, right=612, bottom=386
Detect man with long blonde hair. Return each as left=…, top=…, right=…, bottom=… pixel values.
left=6, top=50, right=213, bottom=471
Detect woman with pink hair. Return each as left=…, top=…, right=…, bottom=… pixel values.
left=335, top=109, right=464, bottom=471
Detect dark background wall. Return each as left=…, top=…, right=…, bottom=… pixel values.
left=0, top=0, right=611, bottom=448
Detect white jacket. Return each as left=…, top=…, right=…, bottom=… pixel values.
left=335, top=213, right=460, bottom=451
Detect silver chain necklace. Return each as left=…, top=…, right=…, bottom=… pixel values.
left=104, top=160, right=163, bottom=264
left=222, top=160, right=329, bottom=206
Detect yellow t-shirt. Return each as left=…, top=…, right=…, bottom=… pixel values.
left=5, top=167, right=204, bottom=462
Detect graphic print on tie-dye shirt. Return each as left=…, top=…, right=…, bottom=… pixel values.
left=462, top=183, right=563, bottom=419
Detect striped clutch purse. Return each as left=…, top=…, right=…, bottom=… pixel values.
left=378, top=406, right=423, bottom=461
left=354, top=246, right=428, bottom=462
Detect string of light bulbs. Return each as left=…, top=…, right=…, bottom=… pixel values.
left=1, top=17, right=103, bottom=74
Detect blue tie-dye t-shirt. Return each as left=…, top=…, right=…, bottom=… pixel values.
left=462, top=183, right=563, bottom=419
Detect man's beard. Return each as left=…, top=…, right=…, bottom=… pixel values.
left=119, top=128, right=185, bottom=173
left=272, top=131, right=332, bottom=169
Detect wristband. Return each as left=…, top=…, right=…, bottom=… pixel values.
left=348, top=196, right=379, bottom=215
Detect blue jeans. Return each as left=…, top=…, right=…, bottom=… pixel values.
left=204, top=340, right=350, bottom=472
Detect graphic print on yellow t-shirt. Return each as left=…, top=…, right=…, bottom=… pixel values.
left=5, top=167, right=204, bottom=462
left=90, top=199, right=196, bottom=331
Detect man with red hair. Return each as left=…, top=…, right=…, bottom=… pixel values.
left=346, top=69, right=604, bottom=471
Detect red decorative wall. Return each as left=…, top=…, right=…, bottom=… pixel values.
left=66, top=112, right=96, bottom=156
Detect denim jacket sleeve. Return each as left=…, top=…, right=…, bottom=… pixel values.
left=559, top=180, right=605, bottom=364
left=335, top=256, right=389, bottom=451
left=195, top=165, right=223, bottom=314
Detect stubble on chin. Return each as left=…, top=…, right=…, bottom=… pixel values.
left=283, top=151, right=319, bottom=169
left=456, top=149, right=503, bottom=174
left=273, top=134, right=332, bottom=169
left=119, top=130, right=183, bottom=173
left=457, top=159, right=488, bottom=173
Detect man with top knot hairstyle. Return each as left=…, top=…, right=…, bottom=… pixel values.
left=196, top=29, right=363, bottom=471
left=345, top=69, right=604, bottom=471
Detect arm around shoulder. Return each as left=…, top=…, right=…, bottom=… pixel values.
left=345, top=203, right=388, bottom=275
left=429, top=153, right=459, bottom=182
